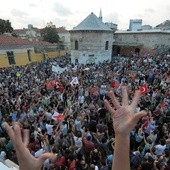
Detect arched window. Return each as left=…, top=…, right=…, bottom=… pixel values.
left=105, top=41, right=109, bottom=50
left=75, top=40, right=78, bottom=50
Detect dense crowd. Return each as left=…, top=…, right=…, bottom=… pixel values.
left=0, top=54, right=170, bottom=170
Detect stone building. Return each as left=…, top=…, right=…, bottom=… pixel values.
left=113, top=19, right=170, bottom=57
left=69, top=12, right=113, bottom=64
left=113, top=29, right=170, bottom=57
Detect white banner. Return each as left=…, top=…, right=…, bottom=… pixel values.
left=70, top=76, right=79, bottom=86
left=52, top=65, right=67, bottom=74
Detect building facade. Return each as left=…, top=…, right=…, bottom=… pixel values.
left=56, top=27, right=71, bottom=51
left=13, top=25, right=71, bottom=52
left=113, top=29, right=170, bottom=57
left=129, top=19, right=142, bottom=31
left=0, top=35, right=66, bottom=68
left=70, top=12, right=113, bottom=64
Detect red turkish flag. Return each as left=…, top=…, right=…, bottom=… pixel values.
left=139, top=84, right=148, bottom=95
left=111, top=81, right=120, bottom=89
left=56, top=80, right=64, bottom=92
left=53, top=114, right=64, bottom=122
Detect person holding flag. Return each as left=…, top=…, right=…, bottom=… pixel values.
left=139, top=83, right=148, bottom=95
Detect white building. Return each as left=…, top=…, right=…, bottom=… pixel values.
left=56, top=27, right=71, bottom=51
left=129, top=19, right=142, bottom=31
left=69, top=12, right=113, bottom=64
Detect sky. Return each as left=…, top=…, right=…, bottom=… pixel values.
left=0, top=0, right=170, bottom=30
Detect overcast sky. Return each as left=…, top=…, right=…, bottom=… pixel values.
left=0, top=0, right=170, bottom=30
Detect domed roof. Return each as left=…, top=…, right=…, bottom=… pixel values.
left=71, top=12, right=112, bottom=31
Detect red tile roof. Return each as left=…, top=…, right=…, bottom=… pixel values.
left=13, top=29, right=27, bottom=34
left=0, top=35, right=32, bottom=46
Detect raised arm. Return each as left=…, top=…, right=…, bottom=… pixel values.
left=2, top=122, right=55, bottom=170
left=104, top=86, right=146, bottom=170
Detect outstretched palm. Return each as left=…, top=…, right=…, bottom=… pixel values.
left=3, top=123, right=54, bottom=170
left=105, top=86, right=146, bottom=136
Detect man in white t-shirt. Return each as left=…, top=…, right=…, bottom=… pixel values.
left=78, top=94, right=85, bottom=107
left=45, top=121, right=54, bottom=136
left=73, top=132, right=82, bottom=152
left=154, top=139, right=166, bottom=156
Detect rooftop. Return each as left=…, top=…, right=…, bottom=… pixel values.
left=0, top=35, right=32, bottom=46
left=115, top=29, right=170, bottom=34
left=70, top=12, right=112, bottom=31
left=0, top=35, right=55, bottom=50
left=56, top=27, right=69, bottom=33
left=155, top=20, right=170, bottom=28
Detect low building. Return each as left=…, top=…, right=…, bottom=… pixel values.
left=0, top=35, right=66, bottom=68
left=69, top=12, right=113, bottom=64
left=142, top=25, right=152, bottom=30
left=113, top=29, right=170, bottom=57
left=13, top=25, right=71, bottom=52
left=0, top=34, right=34, bottom=67
left=13, top=24, right=41, bottom=41
left=155, top=20, right=170, bottom=30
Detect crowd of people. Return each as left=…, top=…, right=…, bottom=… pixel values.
left=0, top=54, right=170, bottom=170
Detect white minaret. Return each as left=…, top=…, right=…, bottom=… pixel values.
left=99, top=8, right=102, bottom=21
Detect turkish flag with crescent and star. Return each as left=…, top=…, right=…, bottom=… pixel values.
left=139, top=83, right=148, bottom=95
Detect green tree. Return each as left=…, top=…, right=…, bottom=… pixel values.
left=0, top=19, right=13, bottom=35
left=41, top=22, right=60, bottom=43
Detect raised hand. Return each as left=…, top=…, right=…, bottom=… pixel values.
left=104, top=86, right=146, bottom=170
left=104, top=86, right=146, bottom=136
left=2, top=122, right=55, bottom=170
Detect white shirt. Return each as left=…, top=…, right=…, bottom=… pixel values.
left=34, top=148, right=44, bottom=158
left=46, top=124, right=53, bottom=135
left=73, top=136, right=82, bottom=148
left=78, top=96, right=84, bottom=104
left=155, top=144, right=166, bottom=156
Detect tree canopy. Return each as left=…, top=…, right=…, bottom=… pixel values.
left=41, top=22, right=60, bottom=44
left=0, top=19, right=13, bottom=35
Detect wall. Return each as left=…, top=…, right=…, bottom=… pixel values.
left=114, top=31, right=170, bottom=48
left=0, top=50, right=67, bottom=68
left=70, top=31, right=113, bottom=64
left=114, top=46, right=156, bottom=57
left=58, top=32, right=71, bottom=50
left=113, top=31, right=170, bottom=56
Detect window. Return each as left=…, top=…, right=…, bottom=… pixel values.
left=75, top=40, right=78, bottom=50
left=105, top=41, right=109, bottom=50
left=27, top=50, right=32, bottom=62
left=89, top=54, right=94, bottom=57
left=7, top=51, right=16, bottom=65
